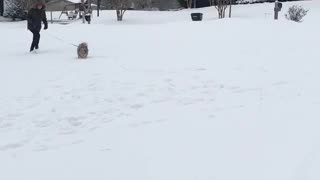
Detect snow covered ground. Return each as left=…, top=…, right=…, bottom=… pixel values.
left=0, top=1, right=319, bottom=180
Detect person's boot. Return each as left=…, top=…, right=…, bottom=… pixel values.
left=30, top=43, right=35, bottom=52
left=35, top=45, right=39, bottom=50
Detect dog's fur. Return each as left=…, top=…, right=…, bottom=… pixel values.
left=77, top=42, right=89, bottom=59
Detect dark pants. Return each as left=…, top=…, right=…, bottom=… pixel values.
left=30, top=30, right=40, bottom=51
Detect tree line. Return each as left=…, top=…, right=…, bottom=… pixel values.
left=1, top=0, right=237, bottom=21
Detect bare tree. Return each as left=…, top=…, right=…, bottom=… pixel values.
left=209, top=0, right=214, bottom=6
left=104, top=0, right=132, bottom=21
left=214, top=0, right=229, bottom=18
left=185, top=0, right=192, bottom=9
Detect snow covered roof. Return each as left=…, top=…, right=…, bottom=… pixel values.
left=67, top=0, right=82, bottom=3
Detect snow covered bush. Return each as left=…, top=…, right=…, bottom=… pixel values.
left=285, top=5, right=308, bottom=22
left=3, top=0, right=40, bottom=20
left=4, top=0, right=26, bottom=20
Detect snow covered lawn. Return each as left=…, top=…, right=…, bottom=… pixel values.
left=0, top=1, right=319, bottom=180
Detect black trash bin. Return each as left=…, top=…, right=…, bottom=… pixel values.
left=191, top=13, right=203, bottom=21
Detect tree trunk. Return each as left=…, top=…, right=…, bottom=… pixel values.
left=229, top=0, right=232, bottom=18
left=116, top=10, right=124, bottom=21
left=218, top=8, right=224, bottom=18
left=116, top=10, right=120, bottom=21
left=187, top=0, right=192, bottom=9
left=0, top=0, right=4, bottom=16
left=97, top=0, right=100, bottom=17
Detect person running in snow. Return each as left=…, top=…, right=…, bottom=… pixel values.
left=27, top=2, right=48, bottom=52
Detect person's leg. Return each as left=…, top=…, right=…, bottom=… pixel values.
left=34, top=31, right=40, bottom=50
left=30, top=30, right=36, bottom=52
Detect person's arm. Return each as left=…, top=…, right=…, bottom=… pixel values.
left=42, top=10, right=48, bottom=30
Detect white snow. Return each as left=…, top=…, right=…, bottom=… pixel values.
left=0, top=1, right=319, bottom=180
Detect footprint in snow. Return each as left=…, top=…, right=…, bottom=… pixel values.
left=0, top=143, right=24, bottom=151
left=130, top=104, right=144, bottom=110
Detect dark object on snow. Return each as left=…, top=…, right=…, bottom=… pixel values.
left=274, top=2, right=282, bottom=20
left=77, top=43, right=89, bottom=59
left=278, top=2, right=283, bottom=10
left=191, top=13, right=203, bottom=21
left=27, top=3, right=48, bottom=52
left=85, top=14, right=91, bottom=23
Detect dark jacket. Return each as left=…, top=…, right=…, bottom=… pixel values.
left=27, top=5, right=48, bottom=31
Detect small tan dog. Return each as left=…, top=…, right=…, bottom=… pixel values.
left=77, top=42, right=89, bottom=59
